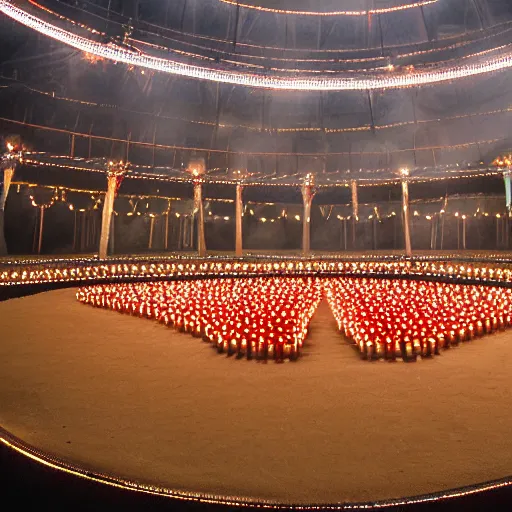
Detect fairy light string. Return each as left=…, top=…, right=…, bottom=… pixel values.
left=3, top=1, right=512, bottom=91
left=217, top=0, right=439, bottom=16
left=2, top=117, right=510, bottom=165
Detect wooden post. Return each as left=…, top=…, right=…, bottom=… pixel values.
left=0, top=167, right=15, bottom=255
left=99, top=175, right=117, bottom=259
left=301, top=174, right=315, bottom=256
left=235, top=183, right=243, bottom=256
left=37, top=206, right=45, bottom=254
left=194, top=181, right=206, bottom=256
left=351, top=180, right=358, bottom=248
left=70, top=134, right=76, bottom=158
left=149, top=215, right=155, bottom=250
left=462, top=215, right=467, bottom=250
left=401, top=169, right=412, bottom=257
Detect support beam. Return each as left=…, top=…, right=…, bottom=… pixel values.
left=194, top=180, right=206, bottom=257
left=301, top=174, right=315, bottom=256
left=37, top=206, right=45, bottom=255
left=148, top=216, right=155, bottom=250
left=351, top=179, right=358, bottom=248
left=233, top=0, right=241, bottom=50
left=235, top=183, right=244, bottom=256
left=1, top=143, right=21, bottom=256
left=400, top=168, right=412, bottom=257
left=504, top=170, right=511, bottom=212
left=462, top=215, right=467, bottom=250
left=367, top=91, right=376, bottom=133
left=0, top=167, right=14, bottom=256
left=99, top=174, right=116, bottom=259
left=99, top=162, right=127, bottom=259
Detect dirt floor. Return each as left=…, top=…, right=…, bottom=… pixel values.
left=0, top=288, right=511, bottom=505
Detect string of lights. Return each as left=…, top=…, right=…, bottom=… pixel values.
left=128, top=18, right=512, bottom=67
left=74, top=0, right=504, bottom=55
left=7, top=78, right=512, bottom=135
left=2, top=117, right=509, bottom=164
left=9, top=181, right=504, bottom=223
left=4, top=258, right=512, bottom=291
left=217, top=0, right=439, bottom=17
left=3, top=1, right=512, bottom=91
left=0, top=428, right=510, bottom=512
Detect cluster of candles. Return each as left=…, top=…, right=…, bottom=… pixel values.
left=74, top=274, right=512, bottom=363
left=76, top=278, right=322, bottom=362
left=325, top=277, right=512, bottom=361
left=4, top=258, right=512, bottom=287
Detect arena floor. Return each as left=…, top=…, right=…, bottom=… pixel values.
left=1, top=288, right=511, bottom=505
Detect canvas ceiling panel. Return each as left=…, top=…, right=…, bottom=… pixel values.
left=297, top=155, right=325, bottom=173
left=372, top=90, right=415, bottom=126
left=311, top=16, right=368, bottom=50
left=323, top=91, right=369, bottom=129
left=358, top=184, right=401, bottom=203
left=380, top=8, right=427, bottom=46
left=267, top=91, right=321, bottom=129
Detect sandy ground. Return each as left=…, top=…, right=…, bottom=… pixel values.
left=0, top=288, right=511, bottom=504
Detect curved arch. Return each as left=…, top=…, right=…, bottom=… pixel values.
left=3, top=1, right=512, bottom=91
left=217, top=0, right=438, bottom=17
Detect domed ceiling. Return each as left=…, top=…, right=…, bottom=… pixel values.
left=1, top=0, right=512, bottom=180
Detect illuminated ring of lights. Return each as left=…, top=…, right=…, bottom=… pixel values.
left=1, top=414, right=512, bottom=508
left=3, top=2, right=512, bottom=91
left=218, top=0, right=438, bottom=16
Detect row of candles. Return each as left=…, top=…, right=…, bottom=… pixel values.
left=77, top=278, right=322, bottom=362
left=325, top=277, right=512, bottom=360
left=3, top=259, right=512, bottom=287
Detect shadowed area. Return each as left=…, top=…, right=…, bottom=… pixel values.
left=0, top=288, right=511, bottom=504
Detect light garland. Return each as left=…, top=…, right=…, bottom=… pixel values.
left=2, top=117, right=509, bottom=165
left=3, top=1, right=512, bottom=91
left=1, top=141, right=24, bottom=169
left=1, top=429, right=511, bottom=510
left=217, top=0, right=438, bottom=16
left=4, top=257, right=512, bottom=290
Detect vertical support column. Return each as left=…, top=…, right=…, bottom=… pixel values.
left=462, top=215, right=467, bottom=250
left=504, top=169, right=511, bottom=212
left=400, top=168, right=412, bottom=257
left=235, top=183, right=244, bottom=257
left=194, top=180, right=206, bottom=257
left=37, top=206, right=45, bottom=255
left=1, top=167, right=14, bottom=212
left=99, top=161, right=127, bottom=259
left=504, top=167, right=511, bottom=248
left=301, top=174, right=315, bottom=256
left=149, top=215, right=155, bottom=250
left=99, top=173, right=116, bottom=259
left=1, top=145, right=19, bottom=256
left=70, top=134, right=76, bottom=158
left=351, top=180, right=358, bottom=248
